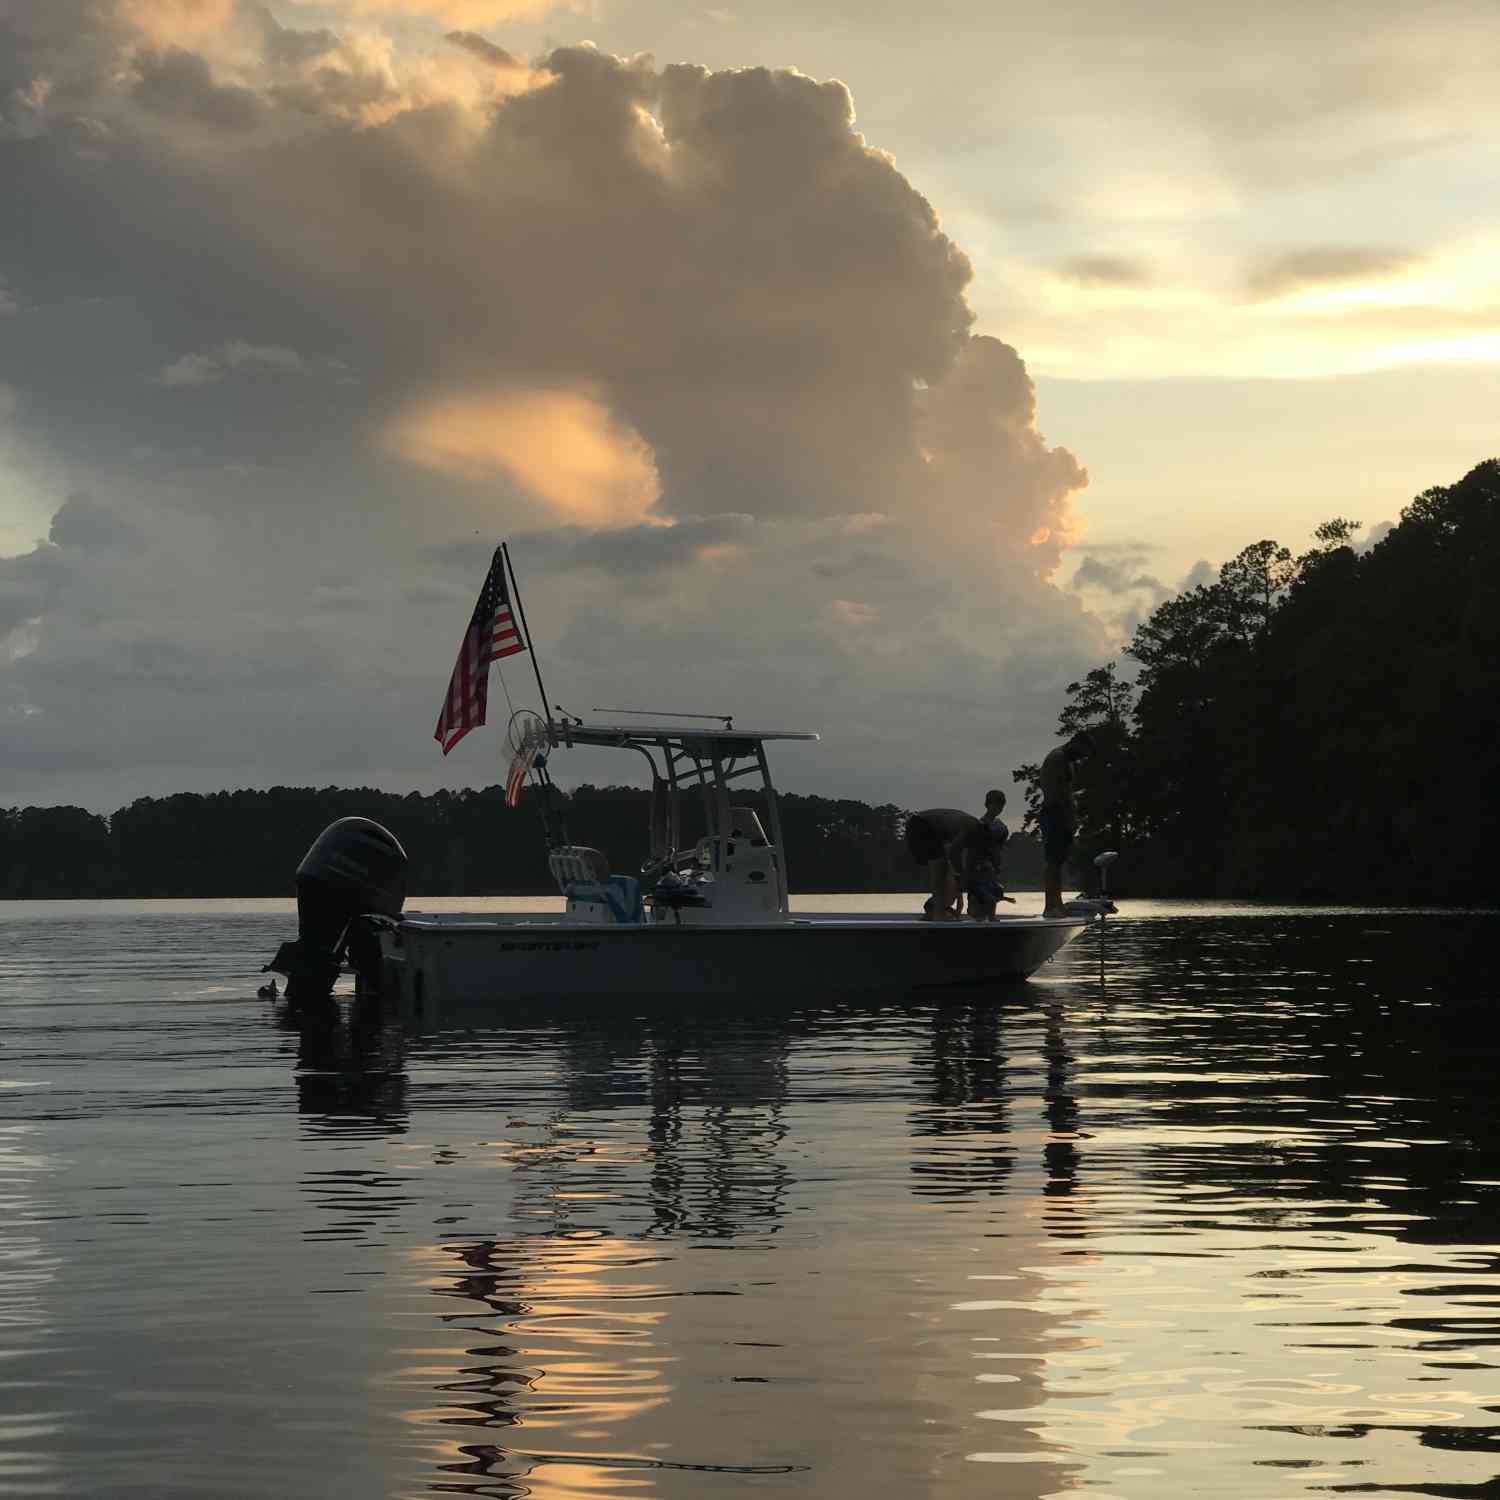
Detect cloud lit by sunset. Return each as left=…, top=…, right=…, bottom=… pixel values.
left=1, top=0, right=1497, bottom=810
left=293, top=0, right=564, bottom=25
left=386, top=388, right=661, bottom=527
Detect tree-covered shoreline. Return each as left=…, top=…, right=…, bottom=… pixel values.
left=8, top=461, right=1494, bottom=906
left=1016, top=459, right=1500, bottom=904
left=0, top=784, right=1048, bottom=900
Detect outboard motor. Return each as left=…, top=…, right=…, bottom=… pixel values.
left=264, top=818, right=406, bottom=1003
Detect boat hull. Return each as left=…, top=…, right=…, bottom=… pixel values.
left=373, top=911, right=1091, bottom=1011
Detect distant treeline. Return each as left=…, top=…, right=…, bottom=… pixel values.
left=14, top=461, right=1494, bottom=907
left=0, top=785, right=1047, bottom=899
left=1016, top=458, right=1500, bottom=904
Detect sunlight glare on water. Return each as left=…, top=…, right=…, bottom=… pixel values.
left=0, top=897, right=1497, bottom=1498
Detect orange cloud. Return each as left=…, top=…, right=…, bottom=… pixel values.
left=119, top=0, right=237, bottom=47
left=385, top=386, right=660, bottom=527
left=694, top=541, right=744, bottom=564
left=828, top=598, right=878, bottom=626
left=289, top=0, right=574, bottom=24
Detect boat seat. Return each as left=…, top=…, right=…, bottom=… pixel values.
left=549, top=847, right=644, bottom=924
left=548, top=845, right=611, bottom=892
left=599, top=874, right=644, bottom=924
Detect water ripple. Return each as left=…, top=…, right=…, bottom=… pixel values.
left=1, top=901, right=1497, bottom=1496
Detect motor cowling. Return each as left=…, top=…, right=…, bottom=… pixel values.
left=265, top=817, right=407, bottom=1002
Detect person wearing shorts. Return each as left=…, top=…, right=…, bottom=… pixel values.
left=1039, top=732, right=1093, bottom=916
left=905, top=807, right=976, bottom=919
left=951, top=790, right=1009, bottom=921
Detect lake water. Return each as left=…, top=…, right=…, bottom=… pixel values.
left=2, top=895, right=1499, bottom=1499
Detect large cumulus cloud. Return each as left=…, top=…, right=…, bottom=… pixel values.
left=0, top=0, right=1103, bottom=811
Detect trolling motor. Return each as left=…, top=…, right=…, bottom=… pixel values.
left=263, top=817, right=407, bottom=1003
left=1093, top=849, right=1119, bottom=913
left=1061, top=850, right=1118, bottom=920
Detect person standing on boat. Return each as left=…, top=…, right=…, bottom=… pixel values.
left=951, top=790, right=1010, bottom=922
left=1039, top=732, right=1094, bottom=917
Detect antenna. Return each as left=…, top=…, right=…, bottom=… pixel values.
left=501, top=543, right=551, bottom=724
left=593, top=708, right=735, bottom=729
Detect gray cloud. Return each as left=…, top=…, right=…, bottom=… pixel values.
left=266, top=54, right=404, bottom=123
left=48, top=492, right=144, bottom=551
left=0, top=544, right=62, bottom=639
left=1069, top=554, right=1168, bottom=599
left=156, top=342, right=357, bottom=388
left=1063, top=548, right=1224, bottom=643
left=131, top=46, right=263, bottom=131
left=309, top=583, right=377, bottom=612
left=1246, top=246, right=1418, bottom=300
left=1068, top=539, right=1162, bottom=557
left=255, top=7, right=340, bottom=68
left=1049, top=255, right=1153, bottom=289
left=445, top=30, right=521, bottom=69
left=515, top=515, right=759, bottom=575
left=0, top=1, right=121, bottom=140
left=402, top=579, right=463, bottom=607
left=0, top=16, right=1102, bottom=810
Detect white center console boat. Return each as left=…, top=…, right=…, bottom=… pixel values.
left=364, top=718, right=1094, bottom=1008
left=262, top=545, right=1102, bottom=1008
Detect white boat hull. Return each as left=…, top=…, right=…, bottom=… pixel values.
left=373, top=911, right=1091, bottom=1010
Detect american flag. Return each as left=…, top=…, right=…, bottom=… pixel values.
left=505, top=742, right=537, bottom=807
left=434, top=546, right=527, bottom=755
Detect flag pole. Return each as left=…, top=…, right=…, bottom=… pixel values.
left=501, top=542, right=553, bottom=726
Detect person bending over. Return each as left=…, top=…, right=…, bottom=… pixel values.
left=906, top=806, right=972, bottom=919
left=906, top=791, right=1009, bottom=921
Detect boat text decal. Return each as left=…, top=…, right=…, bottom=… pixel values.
left=498, top=940, right=602, bottom=953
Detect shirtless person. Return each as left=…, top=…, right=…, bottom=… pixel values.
left=1039, top=732, right=1093, bottom=917
left=906, top=807, right=972, bottom=919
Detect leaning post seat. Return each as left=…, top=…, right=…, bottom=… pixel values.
left=548, top=845, right=611, bottom=891
left=548, top=846, right=644, bottom=925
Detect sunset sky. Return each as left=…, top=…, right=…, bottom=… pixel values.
left=2, top=0, right=1497, bottom=814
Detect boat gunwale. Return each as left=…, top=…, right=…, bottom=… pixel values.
left=388, top=914, right=1093, bottom=935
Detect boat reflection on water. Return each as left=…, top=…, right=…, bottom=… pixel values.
left=13, top=899, right=1500, bottom=1496
left=275, top=915, right=1500, bottom=1498
left=1041, top=1000, right=1082, bottom=1214
left=282, top=986, right=1087, bottom=1499
left=908, top=994, right=1083, bottom=1219
left=909, top=997, right=1016, bottom=1201
left=285, top=996, right=409, bottom=1138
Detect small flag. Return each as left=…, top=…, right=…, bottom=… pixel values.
left=505, top=740, right=542, bottom=807
left=505, top=714, right=548, bottom=807
left=505, top=752, right=527, bottom=807
left=434, top=546, right=526, bottom=755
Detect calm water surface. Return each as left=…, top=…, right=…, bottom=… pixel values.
left=2, top=896, right=1499, bottom=1499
